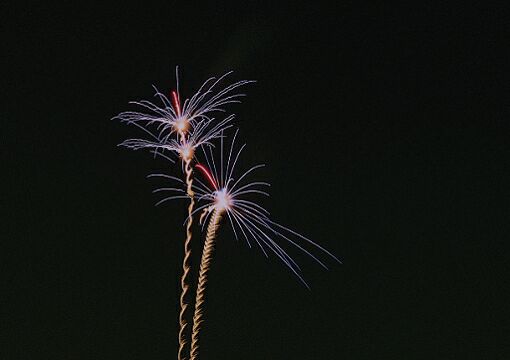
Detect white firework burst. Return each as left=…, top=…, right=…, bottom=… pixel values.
left=149, top=130, right=341, bottom=288
left=113, top=67, right=254, bottom=161
left=118, top=114, right=234, bottom=162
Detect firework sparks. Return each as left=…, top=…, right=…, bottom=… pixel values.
left=112, top=67, right=254, bottom=155
left=193, top=131, right=341, bottom=287
left=151, top=130, right=341, bottom=287
left=117, top=112, right=235, bottom=162
left=195, top=163, right=218, bottom=190
left=171, top=90, right=181, bottom=117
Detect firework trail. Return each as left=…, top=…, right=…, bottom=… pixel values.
left=113, top=68, right=253, bottom=360
left=189, top=209, right=222, bottom=360
left=172, top=83, right=193, bottom=360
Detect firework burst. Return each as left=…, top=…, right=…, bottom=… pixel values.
left=118, top=114, right=234, bottom=162
left=190, top=130, right=342, bottom=359
left=149, top=130, right=341, bottom=359
left=112, top=67, right=254, bottom=158
left=193, top=130, right=341, bottom=286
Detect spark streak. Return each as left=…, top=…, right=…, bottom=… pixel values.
left=195, top=163, right=218, bottom=190
left=171, top=90, right=181, bottom=117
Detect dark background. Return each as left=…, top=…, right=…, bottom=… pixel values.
left=3, top=2, right=508, bottom=359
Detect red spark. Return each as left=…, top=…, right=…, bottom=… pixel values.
left=171, top=90, right=181, bottom=117
left=195, top=163, right=218, bottom=190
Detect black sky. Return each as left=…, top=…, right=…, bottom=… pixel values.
left=3, top=2, right=509, bottom=359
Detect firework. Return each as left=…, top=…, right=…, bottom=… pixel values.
left=113, top=67, right=254, bottom=160
left=114, top=68, right=253, bottom=360
left=192, top=130, right=341, bottom=284
left=115, top=69, right=338, bottom=359
left=118, top=114, right=234, bottom=162
left=149, top=130, right=340, bottom=359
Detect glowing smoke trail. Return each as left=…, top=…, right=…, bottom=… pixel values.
left=190, top=209, right=223, bottom=360
left=174, top=85, right=193, bottom=360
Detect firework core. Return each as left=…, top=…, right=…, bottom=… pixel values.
left=214, top=189, right=232, bottom=211
left=179, top=143, right=194, bottom=161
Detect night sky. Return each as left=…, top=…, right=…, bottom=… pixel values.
left=3, top=2, right=508, bottom=359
